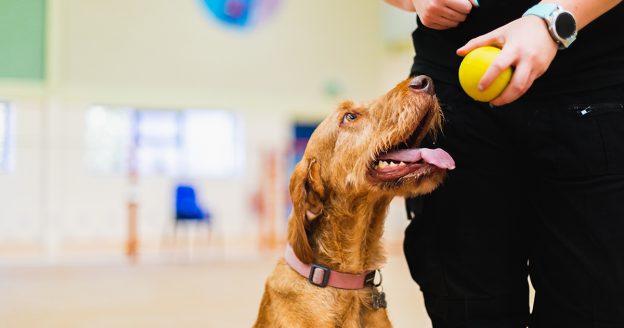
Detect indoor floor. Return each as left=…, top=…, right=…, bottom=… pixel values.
left=0, top=251, right=432, bottom=328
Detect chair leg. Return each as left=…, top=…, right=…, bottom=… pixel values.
left=206, top=223, right=213, bottom=245
left=187, top=221, right=198, bottom=260
left=161, top=219, right=176, bottom=252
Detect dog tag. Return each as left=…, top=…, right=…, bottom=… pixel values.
left=372, top=288, right=387, bottom=310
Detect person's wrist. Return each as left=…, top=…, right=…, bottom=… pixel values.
left=521, top=15, right=559, bottom=49
left=523, top=3, right=577, bottom=49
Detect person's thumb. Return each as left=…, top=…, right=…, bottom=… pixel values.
left=456, top=30, right=502, bottom=56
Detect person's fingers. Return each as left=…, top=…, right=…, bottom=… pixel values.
left=445, top=0, right=473, bottom=14
left=440, top=6, right=468, bottom=23
left=421, top=14, right=460, bottom=29
left=437, top=15, right=461, bottom=27
left=468, top=0, right=479, bottom=7
left=456, top=31, right=505, bottom=56
left=428, top=22, right=448, bottom=29
left=478, top=47, right=516, bottom=91
left=490, top=62, right=533, bottom=106
left=427, top=21, right=458, bottom=30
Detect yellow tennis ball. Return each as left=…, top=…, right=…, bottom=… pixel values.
left=458, top=46, right=513, bottom=102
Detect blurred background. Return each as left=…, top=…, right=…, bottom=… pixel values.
left=0, top=0, right=433, bottom=327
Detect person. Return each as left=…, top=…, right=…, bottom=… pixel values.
left=385, top=0, right=624, bottom=327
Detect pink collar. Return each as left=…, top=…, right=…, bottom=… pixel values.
left=284, top=244, right=380, bottom=289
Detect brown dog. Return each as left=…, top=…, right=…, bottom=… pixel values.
left=253, top=76, right=455, bottom=328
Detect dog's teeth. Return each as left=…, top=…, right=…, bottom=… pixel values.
left=399, top=161, right=406, bottom=166
left=388, top=162, right=397, bottom=167
left=378, top=161, right=388, bottom=169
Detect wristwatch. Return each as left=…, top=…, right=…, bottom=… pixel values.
left=523, top=3, right=577, bottom=49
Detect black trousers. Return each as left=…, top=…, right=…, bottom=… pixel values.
left=404, top=81, right=624, bottom=328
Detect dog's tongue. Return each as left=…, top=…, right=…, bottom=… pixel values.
left=379, top=148, right=455, bottom=170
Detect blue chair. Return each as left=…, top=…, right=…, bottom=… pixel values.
left=175, top=185, right=211, bottom=221
left=166, top=185, right=212, bottom=256
left=175, top=185, right=210, bottom=222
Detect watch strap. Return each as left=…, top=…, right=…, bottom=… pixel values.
left=523, top=3, right=577, bottom=49
left=522, top=3, right=559, bottom=19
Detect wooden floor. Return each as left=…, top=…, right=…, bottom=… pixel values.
left=0, top=251, right=432, bottom=328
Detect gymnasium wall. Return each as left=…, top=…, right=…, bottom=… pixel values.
left=0, top=0, right=416, bottom=258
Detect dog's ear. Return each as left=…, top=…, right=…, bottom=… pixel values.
left=287, top=158, right=325, bottom=263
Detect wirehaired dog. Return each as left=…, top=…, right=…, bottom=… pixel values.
left=254, top=76, right=455, bottom=328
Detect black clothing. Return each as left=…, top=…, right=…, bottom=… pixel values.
left=405, top=3, right=624, bottom=326
left=404, top=81, right=624, bottom=327
left=410, top=1, right=624, bottom=96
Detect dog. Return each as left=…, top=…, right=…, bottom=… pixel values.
left=253, top=76, right=455, bottom=328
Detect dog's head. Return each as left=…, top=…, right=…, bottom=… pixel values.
left=288, top=76, right=455, bottom=262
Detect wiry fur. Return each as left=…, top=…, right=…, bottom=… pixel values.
left=254, top=78, right=445, bottom=328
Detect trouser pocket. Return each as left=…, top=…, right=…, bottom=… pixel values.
left=548, top=87, right=624, bottom=176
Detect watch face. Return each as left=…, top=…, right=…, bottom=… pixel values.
left=555, top=12, right=576, bottom=39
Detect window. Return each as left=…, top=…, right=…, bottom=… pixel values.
left=85, top=106, right=133, bottom=174
left=85, top=106, right=244, bottom=178
left=180, top=109, right=244, bottom=178
left=134, top=110, right=181, bottom=176
left=0, top=102, right=14, bottom=172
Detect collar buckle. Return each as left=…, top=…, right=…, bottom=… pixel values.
left=309, top=264, right=331, bottom=288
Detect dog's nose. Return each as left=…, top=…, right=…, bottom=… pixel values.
left=409, top=75, right=435, bottom=95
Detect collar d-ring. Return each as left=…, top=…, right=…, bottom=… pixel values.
left=373, top=269, right=383, bottom=287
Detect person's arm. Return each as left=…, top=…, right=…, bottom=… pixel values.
left=384, top=0, right=477, bottom=30
left=550, top=0, right=622, bottom=30
left=458, top=0, right=623, bottom=106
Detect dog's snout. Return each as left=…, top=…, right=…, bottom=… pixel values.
left=409, top=75, right=435, bottom=95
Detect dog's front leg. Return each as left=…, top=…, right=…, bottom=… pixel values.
left=361, top=308, right=392, bottom=328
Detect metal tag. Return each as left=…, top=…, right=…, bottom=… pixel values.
left=372, top=287, right=387, bottom=310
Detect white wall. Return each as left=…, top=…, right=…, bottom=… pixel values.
left=60, top=0, right=385, bottom=110
left=0, top=0, right=418, bottom=257
left=0, top=97, right=44, bottom=242
left=0, top=95, right=295, bottom=253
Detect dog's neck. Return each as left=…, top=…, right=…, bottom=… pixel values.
left=308, top=194, right=393, bottom=273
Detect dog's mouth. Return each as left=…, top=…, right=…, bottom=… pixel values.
left=367, top=110, right=455, bottom=183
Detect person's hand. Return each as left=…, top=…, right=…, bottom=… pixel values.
left=457, top=16, right=559, bottom=106
left=412, top=0, right=478, bottom=30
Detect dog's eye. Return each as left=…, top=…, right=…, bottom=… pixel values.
left=342, top=113, right=358, bottom=124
